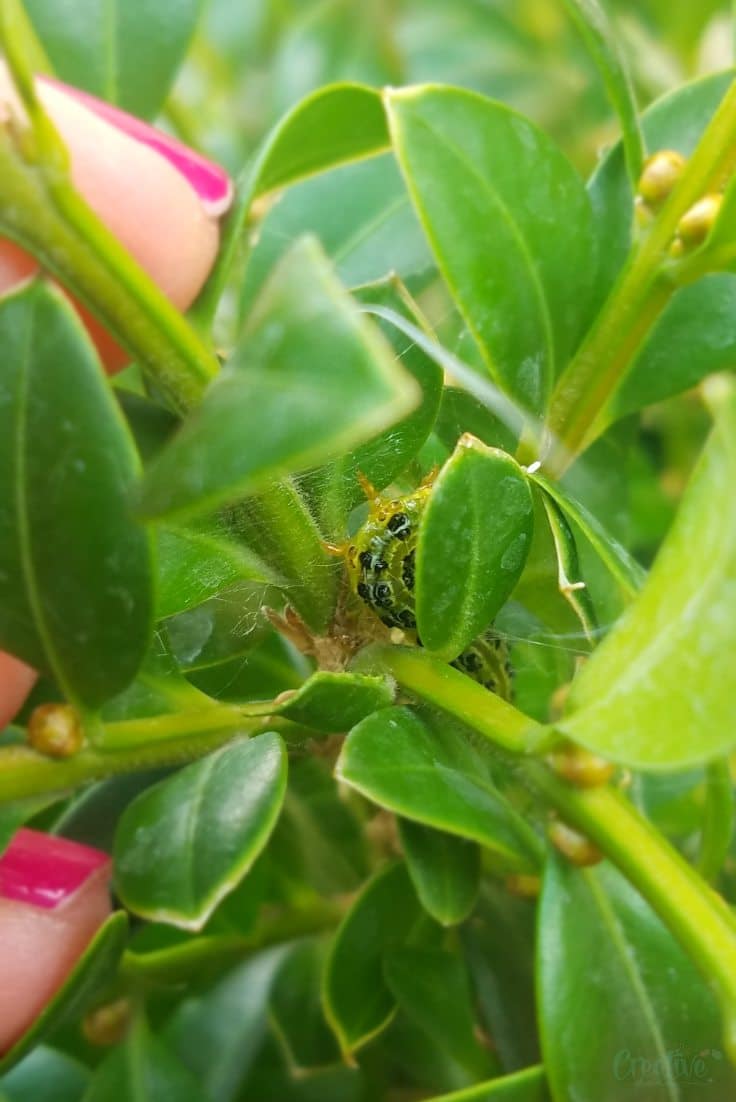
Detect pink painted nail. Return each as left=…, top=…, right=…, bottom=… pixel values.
left=0, top=827, right=110, bottom=910
left=0, top=829, right=112, bottom=1056
left=39, top=77, right=234, bottom=219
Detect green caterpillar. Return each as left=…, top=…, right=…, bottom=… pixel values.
left=343, top=477, right=513, bottom=701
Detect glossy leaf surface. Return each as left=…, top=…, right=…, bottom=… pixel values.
left=416, top=437, right=533, bottom=658
left=323, top=862, right=423, bottom=1054
left=251, top=670, right=393, bottom=732
left=156, top=525, right=276, bottom=620
left=384, top=947, right=494, bottom=1081
left=165, top=950, right=288, bottom=1101
left=538, top=857, right=736, bottom=1101
left=24, top=0, right=203, bottom=118
left=139, top=237, right=417, bottom=520
left=0, top=282, right=152, bottom=707
left=398, top=818, right=480, bottom=926
left=386, top=84, right=595, bottom=411
left=561, top=390, right=736, bottom=767
left=338, top=706, right=540, bottom=869
left=114, top=734, right=287, bottom=928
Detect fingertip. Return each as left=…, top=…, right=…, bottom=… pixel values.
left=0, top=830, right=112, bottom=1055
left=0, top=652, right=37, bottom=730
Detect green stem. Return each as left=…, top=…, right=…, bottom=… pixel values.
left=120, top=896, right=346, bottom=986
left=0, top=20, right=219, bottom=413
left=377, top=645, right=736, bottom=1057
left=545, top=75, right=736, bottom=472
left=0, top=711, right=282, bottom=802
left=698, top=760, right=734, bottom=883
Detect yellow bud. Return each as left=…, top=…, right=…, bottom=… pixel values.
left=82, top=998, right=132, bottom=1046
left=547, top=744, right=615, bottom=788
left=637, top=150, right=686, bottom=206
left=548, top=821, right=602, bottom=867
left=27, top=702, right=84, bottom=758
left=505, top=873, right=541, bottom=899
left=675, top=193, right=723, bottom=249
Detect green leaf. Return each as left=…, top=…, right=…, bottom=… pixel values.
left=422, top=1066, right=548, bottom=1101
left=529, top=473, right=646, bottom=603
left=384, top=948, right=494, bottom=1080
left=322, top=862, right=424, bottom=1054
left=398, top=819, right=480, bottom=926
left=114, top=733, right=287, bottom=929
left=250, top=83, right=389, bottom=200
left=165, top=582, right=274, bottom=672
left=337, top=706, right=541, bottom=870
left=245, top=670, right=393, bottom=732
left=0, top=912, right=128, bottom=1075
left=0, top=1047, right=90, bottom=1102
left=605, top=274, right=736, bottom=424
left=84, top=1016, right=209, bottom=1102
left=560, top=0, right=643, bottom=185
left=385, top=84, right=595, bottom=412
left=560, top=388, right=736, bottom=768
left=165, top=949, right=288, bottom=1101
left=0, top=282, right=153, bottom=708
left=240, top=156, right=431, bottom=318
left=538, top=856, right=736, bottom=1102
left=270, top=756, right=368, bottom=898
left=139, top=237, right=418, bottom=521
left=186, top=631, right=310, bottom=703
left=435, top=386, right=517, bottom=456
left=416, top=437, right=534, bottom=659
left=156, top=525, right=277, bottom=620
left=463, top=884, right=540, bottom=1072
left=196, top=82, right=393, bottom=325
left=270, top=941, right=341, bottom=1071
left=588, top=70, right=734, bottom=311
left=23, top=0, right=204, bottom=119
left=300, top=275, right=444, bottom=537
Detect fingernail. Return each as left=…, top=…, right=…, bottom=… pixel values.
left=38, top=77, right=234, bottom=218
left=0, top=828, right=110, bottom=910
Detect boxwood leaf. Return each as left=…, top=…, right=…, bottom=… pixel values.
left=243, top=670, right=393, bottom=733
left=269, top=941, right=341, bottom=1071
left=240, top=156, right=431, bottom=318
left=416, top=436, right=534, bottom=659
left=561, top=0, right=643, bottom=185
left=462, top=884, right=540, bottom=1072
left=24, top=0, right=204, bottom=120
left=300, top=275, right=443, bottom=538
left=422, top=1066, right=548, bottom=1101
left=114, top=733, right=287, bottom=929
left=604, top=274, right=736, bottom=425
left=538, top=856, right=736, bottom=1102
left=0, top=912, right=128, bottom=1075
left=0, top=282, right=153, bottom=708
left=0, top=1047, right=90, bottom=1102
left=385, top=84, right=595, bottom=412
left=322, top=862, right=424, bottom=1055
left=156, top=525, right=278, bottom=620
left=384, top=948, right=494, bottom=1080
left=398, top=819, right=480, bottom=927
left=165, top=949, right=288, bottom=1102
left=560, top=388, right=736, bottom=768
left=84, top=1016, right=209, bottom=1102
left=139, top=237, right=418, bottom=521
left=250, top=83, right=389, bottom=201
left=337, top=706, right=540, bottom=871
